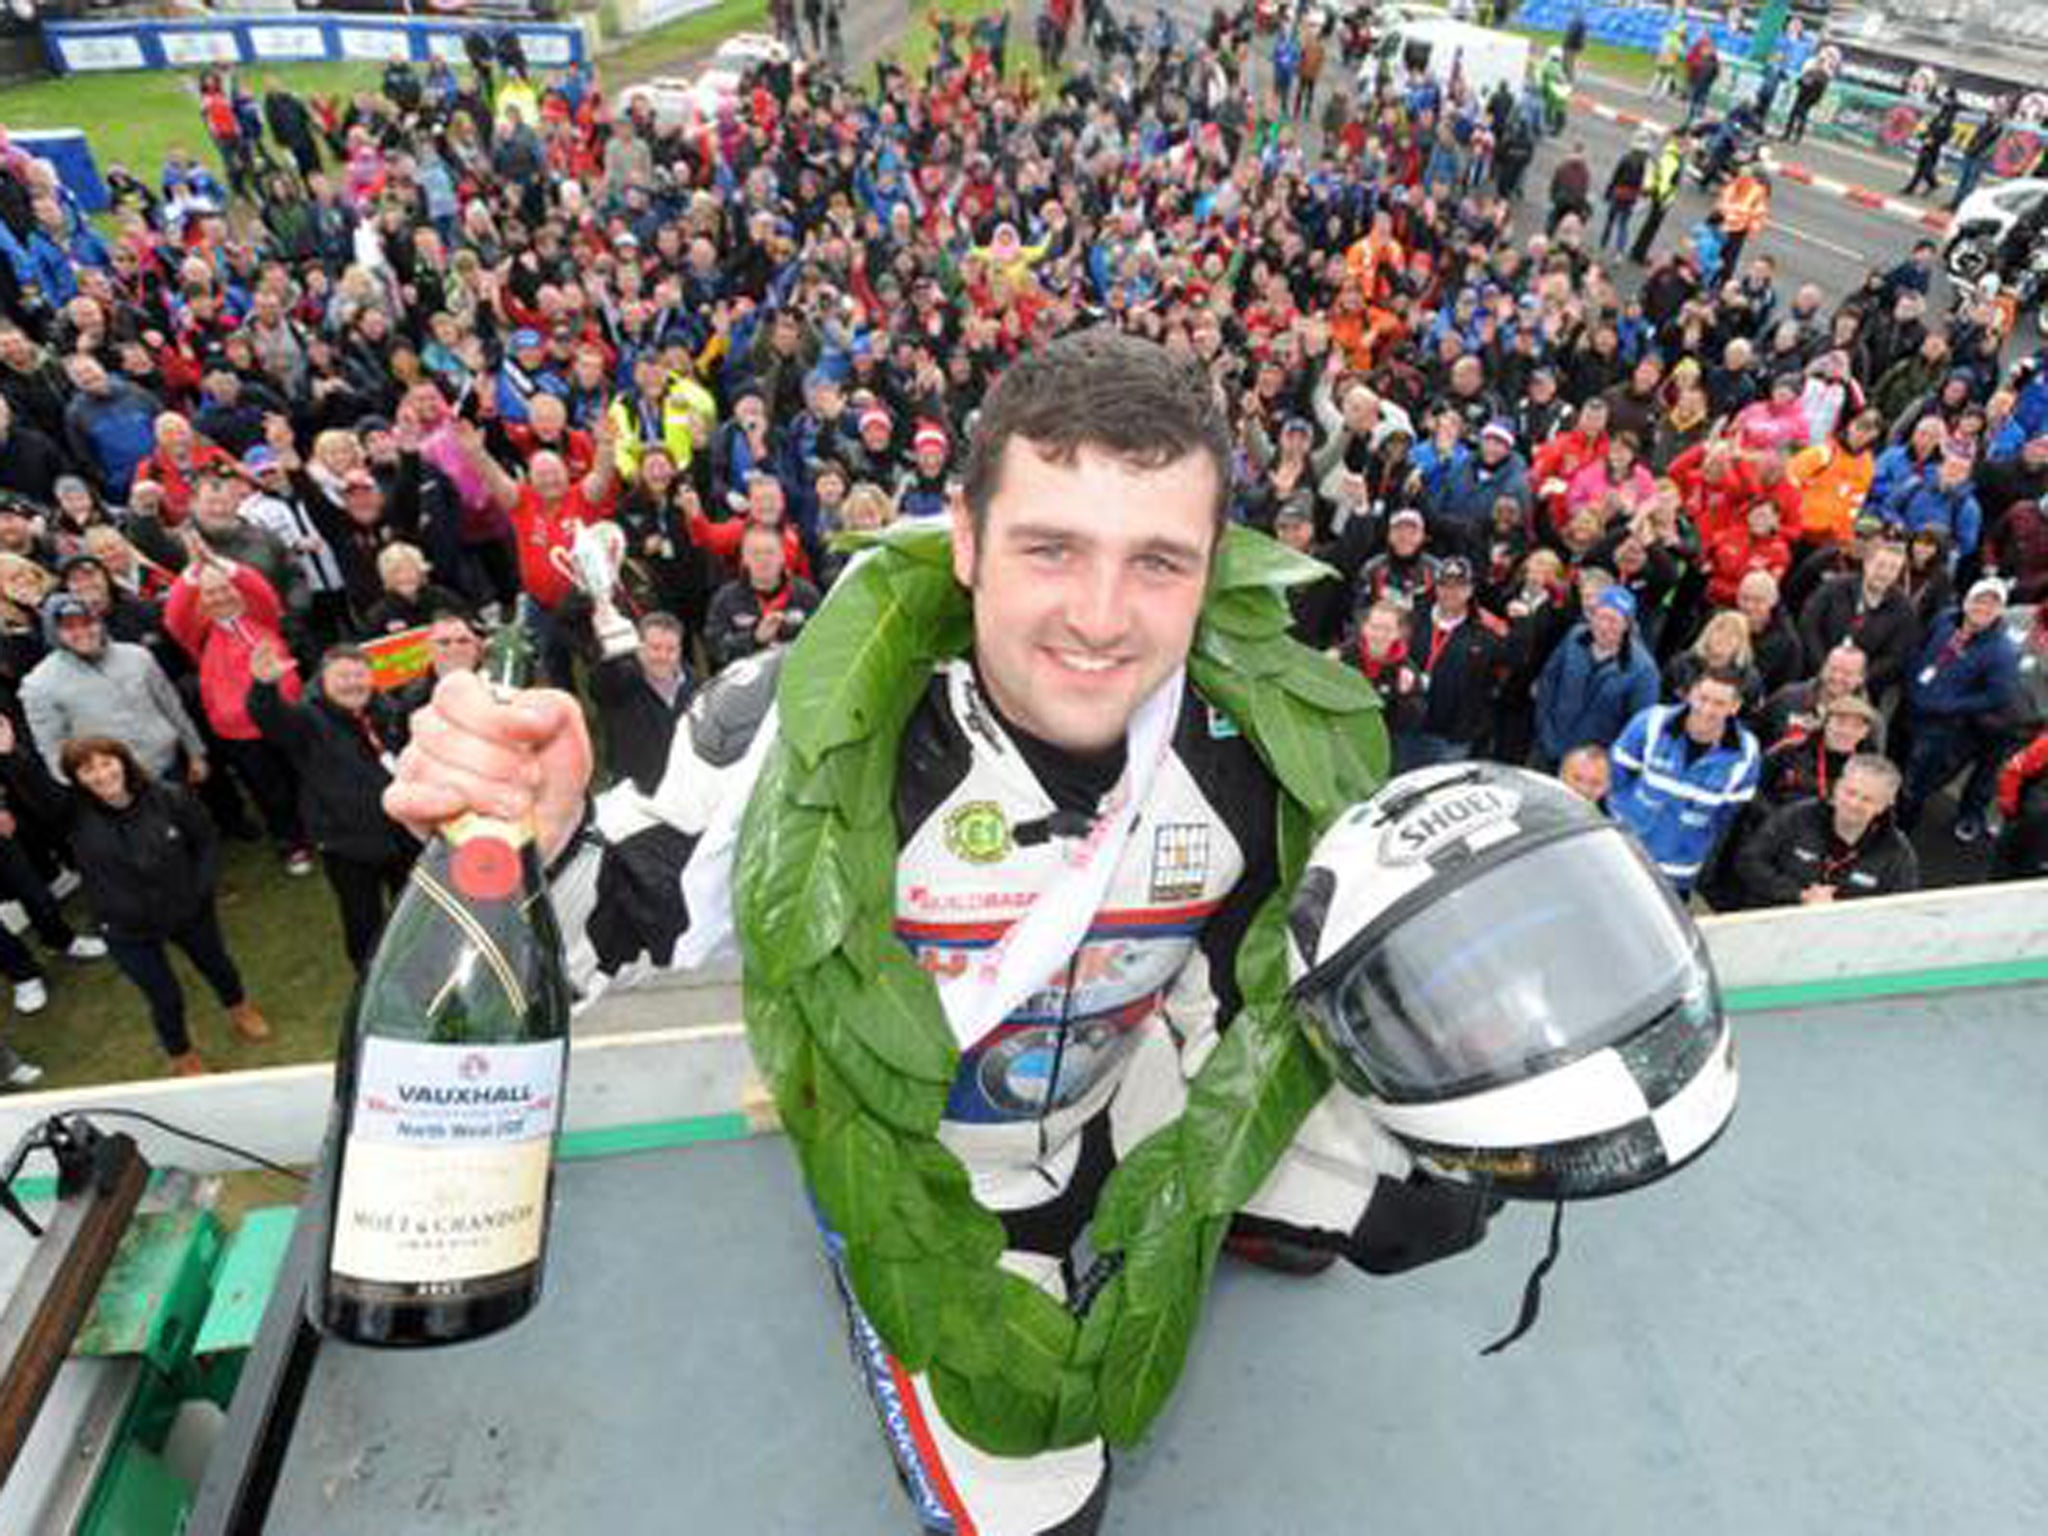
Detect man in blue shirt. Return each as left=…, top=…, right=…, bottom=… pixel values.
left=1610, top=666, right=1761, bottom=897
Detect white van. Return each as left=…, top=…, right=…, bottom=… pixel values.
left=1364, top=17, right=1532, bottom=102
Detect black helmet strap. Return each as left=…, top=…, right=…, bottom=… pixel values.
left=1480, top=1199, right=1566, bottom=1357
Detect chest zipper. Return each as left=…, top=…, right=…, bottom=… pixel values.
left=1036, top=953, right=1083, bottom=1176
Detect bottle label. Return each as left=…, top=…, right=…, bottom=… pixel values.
left=331, top=1037, right=566, bottom=1287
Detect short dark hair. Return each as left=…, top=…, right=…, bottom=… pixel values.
left=1695, top=663, right=1746, bottom=694
left=321, top=644, right=371, bottom=671
left=960, top=328, right=1232, bottom=544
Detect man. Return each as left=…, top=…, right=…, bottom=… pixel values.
left=1797, top=537, right=1918, bottom=698
left=1406, top=556, right=1505, bottom=766
left=248, top=641, right=416, bottom=972
left=1426, top=420, right=1528, bottom=561
left=1610, top=666, right=1761, bottom=897
left=1558, top=743, right=1613, bottom=810
left=704, top=520, right=822, bottom=673
left=1735, top=754, right=1918, bottom=907
left=1898, top=577, right=2020, bottom=838
left=62, top=353, right=159, bottom=503
left=1734, top=569, right=1805, bottom=696
left=1532, top=586, right=1660, bottom=771
left=1755, top=642, right=1871, bottom=752
left=20, top=593, right=209, bottom=784
left=389, top=333, right=1493, bottom=1535
left=390, top=608, right=483, bottom=744
left=588, top=612, right=695, bottom=795
left=0, top=395, right=66, bottom=507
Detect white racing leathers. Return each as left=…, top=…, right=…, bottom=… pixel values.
left=550, top=656, right=1429, bottom=1536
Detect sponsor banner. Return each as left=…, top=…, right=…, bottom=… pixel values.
left=159, top=29, right=242, bottom=66
left=246, top=24, right=329, bottom=62
left=49, top=31, right=147, bottom=73
left=362, top=625, right=433, bottom=691
left=42, top=17, right=586, bottom=77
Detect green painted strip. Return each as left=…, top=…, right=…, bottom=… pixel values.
left=558, top=1112, right=755, bottom=1161
left=1724, top=955, right=2048, bottom=1014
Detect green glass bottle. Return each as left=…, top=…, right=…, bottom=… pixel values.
left=318, top=608, right=572, bottom=1346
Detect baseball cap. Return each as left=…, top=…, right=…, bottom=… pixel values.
left=1965, top=576, right=2008, bottom=608
left=859, top=405, right=893, bottom=435
left=1282, top=414, right=1315, bottom=437
left=1389, top=508, right=1426, bottom=531
left=1480, top=419, right=1516, bottom=446
left=242, top=445, right=279, bottom=473
left=913, top=421, right=950, bottom=456
left=511, top=328, right=545, bottom=351
left=1438, top=556, right=1474, bottom=584
left=1851, top=513, right=1886, bottom=539
left=1595, top=587, right=1639, bottom=622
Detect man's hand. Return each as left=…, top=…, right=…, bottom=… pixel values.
left=754, top=609, right=784, bottom=646
left=187, top=757, right=210, bottom=786
left=249, top=640, right=288, bottom=685
left=387, top=671, right=593, bottom=863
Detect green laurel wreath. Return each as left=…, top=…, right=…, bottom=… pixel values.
left=732, top=522, right=1386, bottom=1455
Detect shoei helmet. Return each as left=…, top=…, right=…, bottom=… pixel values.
left=1286, top=763, right=1737, bottom=1201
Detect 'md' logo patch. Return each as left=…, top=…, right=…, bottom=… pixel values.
left=944, top=801, right=1012, bottom=864
left=1206, top=705, right=1241, bottom=740
left=1150, top=823, right=1211, bottom=903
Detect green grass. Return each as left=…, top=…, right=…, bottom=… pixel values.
left=0, top=0, right=771, bottom=195
left=601, top=0, right=772, bottom=83
left=0, top=62, right=388, bottom=192
left=887, top=2, right=1053, bottom=90
left=8, top=841, right=356, bottom=1091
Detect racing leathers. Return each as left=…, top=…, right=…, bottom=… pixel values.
left=547, top=650, right=1489, bottom=1535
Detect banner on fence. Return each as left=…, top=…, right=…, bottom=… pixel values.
left=42, top=13, right=588, bottom=76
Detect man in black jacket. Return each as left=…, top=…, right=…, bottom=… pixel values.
left=0, top=396, right=68, bottom=507
left=704, top=521, right=821, bottom=674
left=589, top=613, right=694, bottom=795
left=1797, top=537, right=1919, bottom=698
left=247, top=641, right=417, bottom=972
left=1734, top=753, right=1918, bottom=907
left=1407, top=556, right=1506, bottom=763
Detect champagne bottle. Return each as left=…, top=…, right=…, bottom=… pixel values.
left=319, top=607, right=572, bottom=1346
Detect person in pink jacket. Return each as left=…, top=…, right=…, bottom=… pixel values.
left=163, top=545, right=314, bottom=874
left=1733, top=371, right=1813, bottom=454
left=1564, top=430, right=1658, bottom=522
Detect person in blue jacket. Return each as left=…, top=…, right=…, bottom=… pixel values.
left=1427, top=419, right=1530, bottom=560
left=1874, top=448, right=1983, bottom=561
left=1609, top=665, right=1761, bottom=896
left=60, top=353, right=159, bottom=503
left=1532, top=586, right=1661, bottom=770
left=1898, top=577, right=2021, bottom=837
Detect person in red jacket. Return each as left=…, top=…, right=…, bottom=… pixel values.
left=1993, top=728, right=2048, bottom=880
left=162, top=543, right=312, bottom=873
left=132, top=412, right=236, bottom=527
left=1705, top=499, right=1794, bottom=609
left=1531, top=395, right=1611, bottom=534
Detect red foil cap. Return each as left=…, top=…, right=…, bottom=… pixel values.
left=449, top=835, right=521, bottom=902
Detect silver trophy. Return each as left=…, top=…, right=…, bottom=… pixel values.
left=549, top=521, right=639, bottom=659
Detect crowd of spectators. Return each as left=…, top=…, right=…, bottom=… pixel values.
left=0, top=0, right=2043, bottom=1083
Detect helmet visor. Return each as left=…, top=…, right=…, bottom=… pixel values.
left=1309, top=829, right=1704, bottom=1103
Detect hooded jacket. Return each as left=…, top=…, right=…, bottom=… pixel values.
left=18, top=638, right=206, bottom=779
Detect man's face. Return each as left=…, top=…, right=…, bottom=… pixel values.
left=742, top=526, right=786, bottom=590
left=194, top=481, right=241, bottom=535
left=1737, top=577, right=1776, bottom=631
left=1963, top=591, right=2003, bottom=632
left=1862, top=545, right=1905, bottom=598
left=1589, top=605, right=1628, bottom=652
left=1684, top=679, right=1742, bottom=744
left=322, top=657, right=374, bottom=713
left=951, top=440, right=1217, bottom=755
left=641, top=626, right=683, bottom=680
left=56, top=613, right=106, bottom=659
left=428, top=620, right=482, bottom=677
left=1822, top=708, right=1873, bottom=756
left=1436, top=575, right=1471, bottom=616
left=1819, top=647, right=1867, bottom=700
left=1832, top=766, right=1893, bottom=836
left=531, top=453, right=570, bottom=503
left=1560, top=752, right=1611, bottom=805
left=67, top=355, right=108, bottom=395
left=0, top=329, right=30, bottom=369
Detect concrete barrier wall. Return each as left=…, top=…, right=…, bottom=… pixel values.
left=0, top=879, right=2039, bottom=1182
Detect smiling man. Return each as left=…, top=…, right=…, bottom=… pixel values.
left=389, top=331, right=1493, bottom=1535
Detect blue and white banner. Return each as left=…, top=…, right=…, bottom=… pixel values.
left=43, top=12, right=587, bottom=77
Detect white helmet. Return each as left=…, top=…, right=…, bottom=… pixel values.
left=1286, top=763, right=1737, bottom=1202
